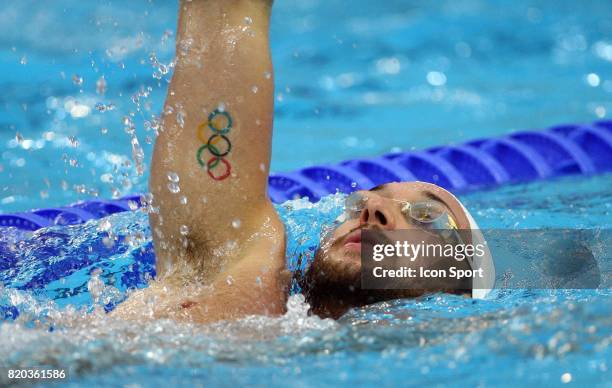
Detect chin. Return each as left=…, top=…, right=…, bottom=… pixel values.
left=300, top=248, right=377, bottom=318
left=300, top=247, right=428, bottom=319
left=308, top=248, right=361, bottom=289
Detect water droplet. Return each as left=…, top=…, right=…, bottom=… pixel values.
left=586, top=72, right=600, bottom=87
left=142, top=192, right=154, bottom=203
left=167, top=182, right=180, bottom=193
left=167, top=171, right=180, bottom=182
left=72, top=74, right=83, bottom=86
left=426, top=71, right=447, bottom=86
left=226, top=275, right=234, bottom=285
left=96, top=76, right=107, bottom=95
left=179, top=224, right=189, bottom=235
left=102, top=236, right=115, bottom=248
left=561, top=373, right=572, bottom=383
left=232, top=219, right=241, bottom=229
left=95, top=102, right=116, bottom=112
left=176, top=110, right=185, bottom=128
left=179, top=195, right=188, bottom=205
left=88, top=268, right=105, bottom=303
left=251, top=85, right=258, bottom=94
left=99, top=218, right=112, bottom=232
left=68, top=136, right=79, bottom=147
left=130, top=136, right=145, bottom=176
left=164, top=105, right=175, bottom=116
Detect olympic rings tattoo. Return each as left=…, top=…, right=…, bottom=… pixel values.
left=207, top=134, right=231, bottom=157
left=196, top=108, right=233, bottom=180
left=208, top=110, right=232, bottom=134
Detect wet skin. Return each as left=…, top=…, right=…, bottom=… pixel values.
left=113, top=181, right=473, bottom=323
left=302, top=181, right=473, bottom=319
left=112, top=1, right=472, bottom=324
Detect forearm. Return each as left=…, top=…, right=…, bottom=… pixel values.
left=164, top=0, right=274, bottom=189
left=150, top=0, right=279, bottom=276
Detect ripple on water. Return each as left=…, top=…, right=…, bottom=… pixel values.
left=0, top=179, right=611, bottom=385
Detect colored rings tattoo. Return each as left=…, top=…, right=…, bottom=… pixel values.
left=196, top=109, right=233, bottom=180
left=208, top=110, right=232, bottom=134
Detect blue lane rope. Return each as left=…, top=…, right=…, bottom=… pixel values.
left=1, top=120, right=611, bottom=231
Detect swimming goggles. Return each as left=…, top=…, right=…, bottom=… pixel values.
left=341, top=191, right=463, bottom=245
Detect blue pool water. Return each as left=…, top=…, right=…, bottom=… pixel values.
left=0, top=0, right=611, bottom=386
left=1, top=175, right=611, bottom=386
left=1, top=0, right=611, bottom=211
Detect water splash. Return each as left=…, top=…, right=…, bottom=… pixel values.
left=0, top=189, right=611, bottom=385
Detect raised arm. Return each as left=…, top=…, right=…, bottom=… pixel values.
left=144, top=0, right=286, bottom=320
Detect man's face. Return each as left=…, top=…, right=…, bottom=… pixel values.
left=304, top=181, right=472, bottom=317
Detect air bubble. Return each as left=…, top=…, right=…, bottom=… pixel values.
left=251, top=85, right=258, bottom=94
left=179, top=225, right=189, bottom=236
left=179, top=196, right=188, bottom=205
left=217, top=102, right=226, bottom=112
left=264, top=71, right=271, bottom=79
left=244, top=16, right=253, bottom=25
left=226, top=275, right=234, bottom=285
left=232, top=219, right=241, bottom=229
left=100, top=127, right=108, bottom=134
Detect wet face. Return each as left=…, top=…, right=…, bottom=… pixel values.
left=303, top=181, right=473, bottom=318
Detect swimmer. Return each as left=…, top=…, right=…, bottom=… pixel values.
left=113, top=0, right=494, bottom=322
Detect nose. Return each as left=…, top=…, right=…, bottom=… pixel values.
left=359, top=197, right=396, bottom=229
